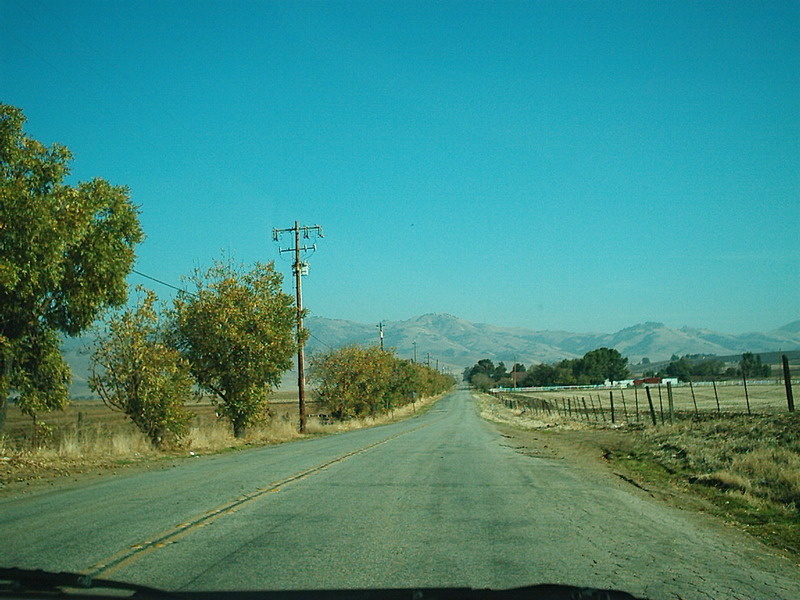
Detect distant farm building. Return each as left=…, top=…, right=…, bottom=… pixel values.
left=632, top=376, right=679, bottom=386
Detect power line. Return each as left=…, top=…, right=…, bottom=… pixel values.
left=308, top=332, right=334, bottom=350
left=131, top=269, right=196, bottom=297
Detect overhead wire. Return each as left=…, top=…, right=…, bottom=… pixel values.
left=130, top=270, right=337, bottom=351
left=131, top=269, right=196, bottom=297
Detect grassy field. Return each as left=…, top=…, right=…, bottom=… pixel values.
left=1, top=390, right=315, bottom=446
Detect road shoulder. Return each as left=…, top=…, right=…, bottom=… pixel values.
left=476, top=394, right=800, bottom=566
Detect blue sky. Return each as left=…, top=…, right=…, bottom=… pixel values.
left=3, top=0, right=798, bottom=334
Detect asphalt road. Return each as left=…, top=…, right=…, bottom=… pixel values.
left=3, top=388, right=800, bottom=599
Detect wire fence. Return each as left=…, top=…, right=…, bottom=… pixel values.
left=492, top=380, right=796, bottom=426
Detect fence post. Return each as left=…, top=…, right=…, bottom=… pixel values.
left=588, top=395, right=599, bottom=421
left=666, top=381, right=674, bottom=423
left=742, top=369, right=751, bottom=415
left=609, top=390, right=615, bottom=424
left=645, top=386, right=657, bottom=426
left=634, top=386, right=640, bottom=421
left=657, top=384, right=665, bottom=424
left=712, top=379, right=720, bottom=414
left=619, top=388, right=628, bottom=422
left=782, top=354, right=795, bottom=412
left=581, top=396, right=591, bottom=421
left=689, top=379, right=698, bottom=417
left=596, top=394, right=606, bottom=421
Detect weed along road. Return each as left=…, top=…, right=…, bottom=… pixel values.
left=3, top=389, right=800, bottom=599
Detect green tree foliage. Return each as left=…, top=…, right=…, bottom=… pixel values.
left=739, top=352, right=771, bottom=378
left=464, top=359, right=495, bottom=381
left=524, top=363, right=558, bottom=387
left=665, top=356, right=694, bottom=382
left=310, top=346, right=454, bottom=419
left=693, top=359, right=724, bottom=378
left=580, top=347, right=630, bottom=384
left=664, top=355, right=745, bottom=381
left=169, top=258, right=298, bottom=438
left=0, top=104, right=143, bottom=422
left=90, top=288, right=193, bottom=448
left=468, top=347, right=630, bottom=389
left=470, top=372, right=495, bottom=392
left=493, top=361, right=508, bottom=381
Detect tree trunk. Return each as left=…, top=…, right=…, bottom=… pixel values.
left=1, top=350, right=11, bottom=431
left=233, top=420, right=246, bottom=439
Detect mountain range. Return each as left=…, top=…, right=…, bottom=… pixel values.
left=63, top=314, right=800, bottom=397
left=304, top=314, right=800, bottom=371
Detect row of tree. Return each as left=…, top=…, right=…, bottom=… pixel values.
left=0, top=104, right=304, bottom=446
left=90, top=258, right=300, bottom=445
left=465, top=347, right=630, bottom=391
left=310, top=345, right=454, bottom=419
left=2, top=104, right=449, bottom=448
left=650, top=352, right=772, bottom=382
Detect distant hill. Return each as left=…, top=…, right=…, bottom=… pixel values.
left=305, top=314, right=800, bottom=373
left=60, top=315, right=800, bottom=397
left=61, top=335, right=95, bottom=399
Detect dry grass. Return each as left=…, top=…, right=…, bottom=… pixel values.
left=0, top=392, right=445, bottom=489
left=642, top=415, right=800, bottom=510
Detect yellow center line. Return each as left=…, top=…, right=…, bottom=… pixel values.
left=84, top=418, right=438, bottom=579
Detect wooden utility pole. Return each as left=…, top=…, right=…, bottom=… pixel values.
left=273, top=221, right=323, bottom=433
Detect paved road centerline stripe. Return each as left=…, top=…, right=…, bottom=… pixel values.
left=84, top=416, right=440, bottom=579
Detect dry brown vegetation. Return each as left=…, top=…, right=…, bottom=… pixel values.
left=0, top=391, right=442, bottom=493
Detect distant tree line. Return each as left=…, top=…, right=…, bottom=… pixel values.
left=310, top=345, right=455, bottom=419
left=465, top=347, right=630, bottom=391
left=646, top=352, right=772, bottom=383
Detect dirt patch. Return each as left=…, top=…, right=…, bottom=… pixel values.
left=0, top=453, right=180, bottom=499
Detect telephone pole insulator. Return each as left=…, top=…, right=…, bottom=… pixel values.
left=273, top=221, right=323, bottom=433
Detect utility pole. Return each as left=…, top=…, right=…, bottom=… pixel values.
left=412, top=341, right=417, bottom=363
left=273, top=221, right=323, bottom=433
left=377, top=321, right=384, bottom=351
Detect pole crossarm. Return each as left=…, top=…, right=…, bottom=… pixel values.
left=272, top=221, right=323, bottom=433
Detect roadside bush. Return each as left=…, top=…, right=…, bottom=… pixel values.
left=169, top=258, right=298, bottom=438
left=90, top=287, right=193, bottom=448
left=310, top=345, right=454, bottom=420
